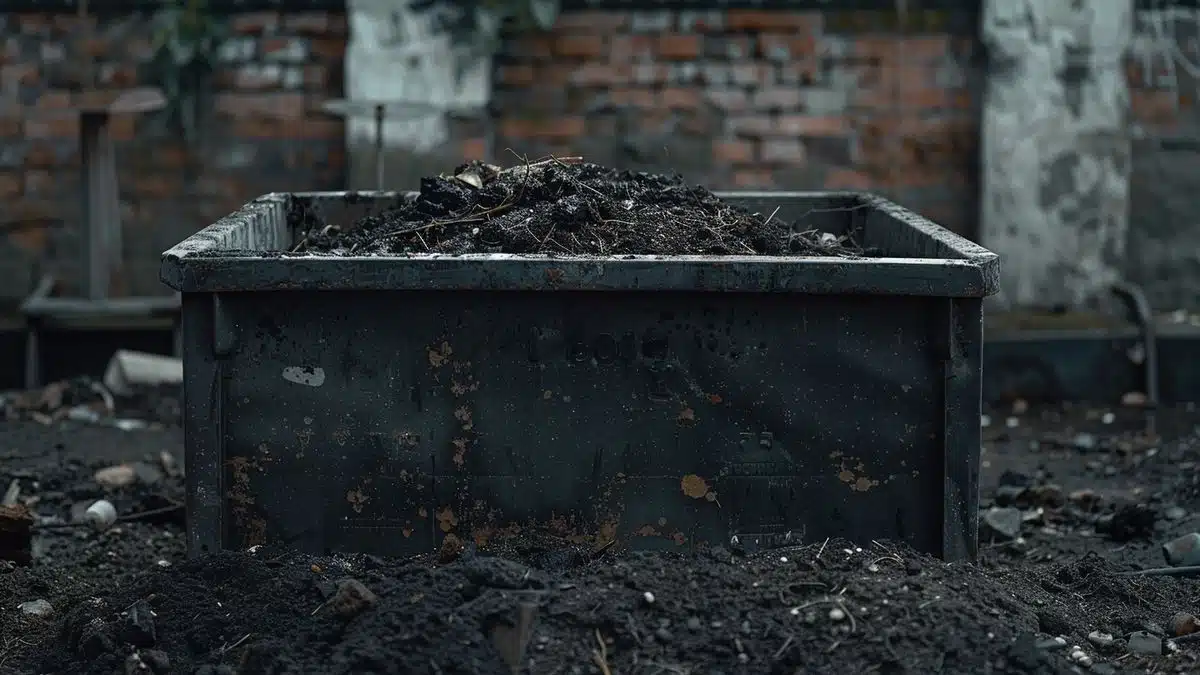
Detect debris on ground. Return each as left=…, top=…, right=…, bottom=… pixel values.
left=3, top=396, right=1200, bottom=673
left=298, top=159, right=870, bottom=258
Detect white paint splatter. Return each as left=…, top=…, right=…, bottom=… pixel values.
left=282, top=366, right=326, bottom=387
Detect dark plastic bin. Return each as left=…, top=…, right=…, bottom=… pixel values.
left=161, top=191, right=999, bottom=562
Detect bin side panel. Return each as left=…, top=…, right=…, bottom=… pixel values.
left=208, top=291, right=961, bottom=558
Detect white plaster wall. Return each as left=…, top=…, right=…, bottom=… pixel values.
left=981, top=0, right=1132, bottom=309
left=345, top=0, right=491, bottom=154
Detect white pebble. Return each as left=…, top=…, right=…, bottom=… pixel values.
left=981, top=414, right=991, bottom=428
left=1101, top=412, right=1115, bottom=424
left=642, top=591, right=655, bottom=604
left=84, top=500, right=117, bottom=532
left=1006, top=416, right=1019, bottom=428
left=829, top=607, right=846, bottom=622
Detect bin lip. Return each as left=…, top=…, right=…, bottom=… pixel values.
left=161, top=191, right=1000, bottom=297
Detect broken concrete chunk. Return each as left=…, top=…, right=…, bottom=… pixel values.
left=94, top=465, right=137, bottom=489
left=18, top=598, right=52, bottom=616
left=1163, top=532, right=1200, bottom=567
left=1127, top=631, right=1162, bottom=655
left=329, top=578, right=378, bottom=619
left=981, top=507, right=1023, bottom=541
left=103, top=350, right=183, bottom=398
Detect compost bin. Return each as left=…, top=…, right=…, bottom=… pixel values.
left=161, top=189, right=998, bottom=562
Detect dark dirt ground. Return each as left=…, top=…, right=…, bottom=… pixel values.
left=5, top=391, right=1200, bottom=674
left=296, top=160, right=869, bottom=258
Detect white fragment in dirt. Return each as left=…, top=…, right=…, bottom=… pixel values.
left=84, top=500, right=118, bottom=532
left=1101, top=412, right=1115, bottom=425
left=248, top=544, right=263, bottom=554
left=981, top=414, right=991, bottom=428
left=868, top=563, right=880, bottom=572
left=67, top=406, right=101, bottom=423
left=282, top=366, right=326, bottom=387
left=18, top=599, right=52, bottom=616
left=112, top=419, right=148, bottom=432
left=1088, top=631, right=1114, bottom=648
left=95, top=465, right=136, bottom=488
left=1006, top=416, right=1019, bottom=428
left=829, top=607, right=846, bottom=622
left=156, top=560, right=172, bottom=568
left=642, top=591, right=655, bottom=605
left=1069, top=648, right=1092, bottom=667
left=819, top=232, right=839, bottom=246
left=779, top=556, right=787, bottom=563
left=1127, top=631, right=1162, bottom=655
left=103, top=350, right=183, bottom=397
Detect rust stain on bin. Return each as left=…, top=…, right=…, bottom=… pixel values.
left=680, top=474, right=709, bottom=499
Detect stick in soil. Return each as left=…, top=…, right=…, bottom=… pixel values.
left=592, top=628, right=613, bottom=675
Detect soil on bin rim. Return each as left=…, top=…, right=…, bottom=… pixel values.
left=5, top=390, right=1200, bottom=673
left=296, top=159, right=870, bottom=258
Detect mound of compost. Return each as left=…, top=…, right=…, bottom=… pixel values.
left=301, top=159, right=868, bottom=257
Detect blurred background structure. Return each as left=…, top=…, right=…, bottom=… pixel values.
left=0, top=0, right=1195, bottom=311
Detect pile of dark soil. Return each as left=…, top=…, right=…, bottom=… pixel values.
left=298, top=159, right=868, bottom=258
left=5, top=402, right=1200, bottom=674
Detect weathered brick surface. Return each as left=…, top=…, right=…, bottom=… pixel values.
left=0, top=10, right=346, bottom=299
left=491, top=8, right=981, bottom=235
left=0, top=6, right=984, bottom=301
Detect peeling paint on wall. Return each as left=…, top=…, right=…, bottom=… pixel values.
left=345, top=0, right=491, bottom=153
left=981, top=0, right=1132, bottom=309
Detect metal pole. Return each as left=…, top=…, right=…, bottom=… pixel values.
left=374, top=104, right=385, bottom=191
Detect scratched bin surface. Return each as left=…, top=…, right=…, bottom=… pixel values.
left=161, top=191, right=999, bottom=561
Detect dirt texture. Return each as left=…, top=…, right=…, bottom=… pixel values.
left=297, top=160, right=869, bottom=258
left=5, top=394, right=1200, bottom=674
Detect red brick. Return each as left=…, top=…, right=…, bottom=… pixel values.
left=285, top=12, right=337, bottom=36
left=713, top=140, right=755, bottom=164
left=133, top=172, right=183, bottom=199
left=501, top=116, right=586, bottom=141
left=23, top=170, right=54, bottom=196
left=555, top=35, right=604, bottom=58
left=758, top=34, right=817, bottom=60
left=760, top=139, right=806, bottom=164
left=632, top=64, right=668, bottom=85
left=6, top=215, right=49, bottom=255
left=109, top=114, right=137, bottom=142
left=570, top=64, right=631, bottom=87
left=611, top=88, right=656, bottom=108
left=216, top=93, right=307, bottom=120
left=729, top=116, right=774, bottom=137
left=286, top=118, right=343, bottom=140
left=461, top=138, right=488, bottom=161
left=25, top=142, right=58, bottom=169
left=554, top=11, right=628, bottom=32
left=729, top=63, right=767, bottom=86
left=661, top=88, right=701, bottom=109
left=24, top=117, right=77, bottom=139
left=705, top=89, right=749, bottom=112
left=776, top=115, right=849, bottom=137
left=36, top=91, right=71, bottom=109
left=611, top=35, right=654, bottom=63
left=499, top=65, right=537, bottom=86
left=900, top=36, right=949, bottom=62
left=308, top=38, right=345, bottom=60
left=732, top=169, right=775, bottom=188
left=0, top=172, right=21, bottom=199
left=728, top=10, right=821, bottom=32
left=303, top=64, right=328, bottom=89
left=2, top=64, right=38, bottom=87
left=657, top=34, right=702, bottom=60
left=823, top=169, right=873, bottom=190
left=232, top=12, right=280, bottom=35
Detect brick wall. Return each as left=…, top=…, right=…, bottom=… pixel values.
left=0, top=3, right=983, bottom=303
left=489, top=8, right=982, bottom=235
left=0, top=9, right=347, bottom=300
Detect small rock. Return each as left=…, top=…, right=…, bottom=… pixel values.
left=1101, top=504, right=1156, bottom=542
left=1162, top=532, right=1200, bottom=567
left=94, top=464, right=136, bottom=488
left=438, top=534, right=464, bottom=564
left=18, top=599, right=52, bottom=617
left=643, top=591, right=656, bottom=604
left=1068, top=648, right=1092, bottom=667
left=1091, top=665, right=1117, bottom=675
left=123, top=599, right=156, bottom=647
left=1165, top=506, right=1188, bottom=521
left=654, top=628, right=673, bottom=642
left=84, top=500, right=118, bottom=532
left=131, top=462, right=164, bottom=486
left=1127, top=631, right=1162, bottom=656
left=125, top=653, right=151, bottom=675
left=1170, top=612, right=1198, bottom=637
left=140, top=649, right=170, bottom=674
left=829, top=607, right=846, bottom=622
left=79, top=617, right=116, bottom=660
left=1088, top=630, right=1114, bottom=648
left=329, top=578, right=377, bottom=619
left=1029, top=484, right=1065, bottom=508
left=981, top=507, right=1023, bottom=541
left=1069, top=489, right=1103, bottom=510
left=686, top=617, right=702, bottom=631
left=1072, top=433, right=1097, bottom=451
left=994, top=485, right=1027, bottom=506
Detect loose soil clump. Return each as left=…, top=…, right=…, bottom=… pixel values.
left=299, top=159, right=869, bottom=258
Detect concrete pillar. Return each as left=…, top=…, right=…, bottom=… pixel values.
left=980, top=0, right=1132, bottom=309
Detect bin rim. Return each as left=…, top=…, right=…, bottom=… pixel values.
left=161, top=190, right=1000, bottom=298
